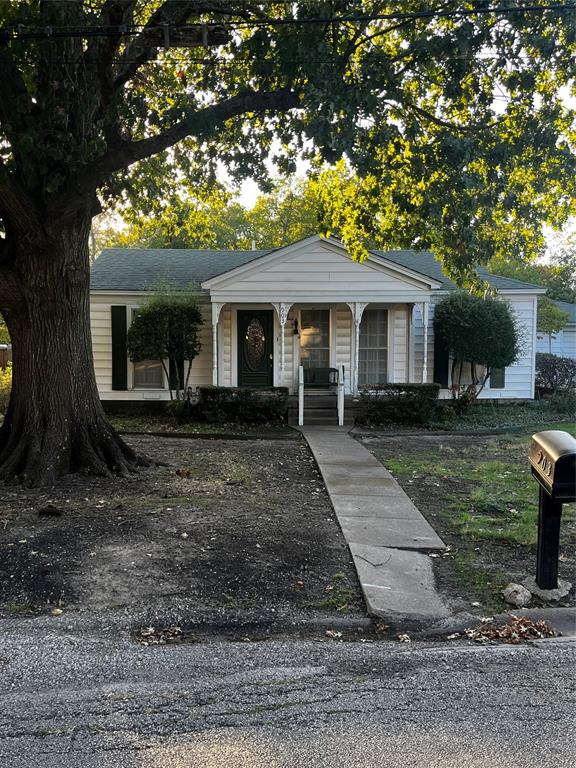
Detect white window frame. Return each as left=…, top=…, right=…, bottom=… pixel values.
left=298, top=307, right=332, bottom=370
left=358, top=308, right=390, bottom=386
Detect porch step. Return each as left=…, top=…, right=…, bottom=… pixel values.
left=287, top=397, right=354, bottom=426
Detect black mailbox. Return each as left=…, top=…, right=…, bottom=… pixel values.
left=530, top=430, right=576, bottom=590
left=530, top=430, right=576, bottom=502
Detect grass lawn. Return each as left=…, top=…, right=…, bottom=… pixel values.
left=361, top=422, right=576, bottom=613
left=429, top=402, right=575, bottom=432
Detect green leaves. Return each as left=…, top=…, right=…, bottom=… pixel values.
left=127, top=292, right=203, bottom=397
left=537, top=296, right=571, bottom=335
left=0, top=1, right=574, bottom=282
left=434, top=292, right=521, bottom=374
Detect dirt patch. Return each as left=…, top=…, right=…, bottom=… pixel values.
left=0, top=437, right=364, bottom=621
left=359, top=432, right=576, bottom=614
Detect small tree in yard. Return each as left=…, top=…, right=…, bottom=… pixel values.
left=127, top=295, right=202, bottom=402
left=434, top=293, right=521, bottom=410
left=537, top=297, right=570, bottom=354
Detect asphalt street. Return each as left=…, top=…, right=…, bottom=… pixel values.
left=0, top=624, right=574, bottom=768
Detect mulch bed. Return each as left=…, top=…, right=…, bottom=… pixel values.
left=0, top=436, right=364, bottom=620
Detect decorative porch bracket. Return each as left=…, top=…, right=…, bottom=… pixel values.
left=347, top=302, right=368, bottom=394
left=211, top=302, right=224, bottom=386
left=272, top=302, right=293, bottom=383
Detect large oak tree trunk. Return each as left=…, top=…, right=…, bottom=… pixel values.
left=0, top=213, right=149, bottom=485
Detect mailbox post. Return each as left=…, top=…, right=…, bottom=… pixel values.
left=529, top=431, right=576, bottom=590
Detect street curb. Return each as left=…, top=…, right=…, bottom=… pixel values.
left=0, top=604, right=374, bottom=640
left=414, top=606, right=576, bottom=640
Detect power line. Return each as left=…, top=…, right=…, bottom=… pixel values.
left=0, top=3, right=573, bottom=42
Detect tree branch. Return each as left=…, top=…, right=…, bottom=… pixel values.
left=85, top=1, right=138, bottom=74
left=83, top=87, right=301, bottom=187
left=112, top=1, right=232, bottom=92
left=0, top=43, right=32, bottom=146
left=407, top=102, right=502, bottom=133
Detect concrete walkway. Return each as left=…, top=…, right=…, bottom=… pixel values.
left=301, top=426, right=450, bottom=627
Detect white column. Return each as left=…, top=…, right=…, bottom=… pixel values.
left=421, top=301, right=429, bottom=384
left=347, top=302, right=368, bottom=394
left=211, top=302, right=223, bottom=386
left=408, top=304, right=415, bottom=383
left=273, top=302, right=292, bottom=386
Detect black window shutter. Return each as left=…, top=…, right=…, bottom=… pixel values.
left=111, top=306, right=128, bottom=391
left=433, top=338, right=450, bottom=387
left=169, top=358, right=185, bottom=390
left=490, top=367, right=506, bottom=389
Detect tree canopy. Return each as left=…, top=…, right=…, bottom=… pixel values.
left=2, top=2, right=574, bottom=277
left=97, top=177, right=321, bottom=250
left=489, top=231, right=576, bottom=302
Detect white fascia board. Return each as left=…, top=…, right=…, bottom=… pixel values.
left=90, top=289, right=207, bottom=299
left=497, top=289, right=547, bottom=296
left=208, top=290, right=435, bottom=304
left=431, top=288, right=547, bottom=297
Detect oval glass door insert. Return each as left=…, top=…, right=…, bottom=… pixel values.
left=244, top=318, right=266, bottom=370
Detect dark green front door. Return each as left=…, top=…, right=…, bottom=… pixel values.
left=237, top=310, right=274, bottom=388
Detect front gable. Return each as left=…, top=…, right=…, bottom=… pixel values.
left=202, top=235, right=441, bottom=303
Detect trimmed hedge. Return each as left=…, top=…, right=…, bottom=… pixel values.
left=535, top=353, right=576, bottom=396
left=356, top=383, right=441, bottom=426
left=196, top=386, right=289, bottom=424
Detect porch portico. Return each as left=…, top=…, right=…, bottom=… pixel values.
left=210, top=301, right=433, bottom=394
left=202, top=236, right=440, bottom=394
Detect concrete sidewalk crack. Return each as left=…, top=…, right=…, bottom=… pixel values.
left=355, top=552, right=392, bottom=568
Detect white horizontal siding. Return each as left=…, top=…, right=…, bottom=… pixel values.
left=537, top=326, right=576, bottom=360
left=208, top=241, right=434, bottom=302
left=391, top=306, right=408, bottom=383
left=412, top=294, right=538, bottom=399
left=90, top=293, right=212, bottom=400
left=334, top=305, right=353, bottom=393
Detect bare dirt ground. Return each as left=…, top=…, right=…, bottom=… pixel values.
left=0, top=436, right=364, bottom=626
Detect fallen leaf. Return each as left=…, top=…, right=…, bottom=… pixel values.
left=464, top=616, right=558, bottom=645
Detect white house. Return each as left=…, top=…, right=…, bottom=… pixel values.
left=90, top=235, right=545, bottom=406
left=536, top=299, right=576, bottom=360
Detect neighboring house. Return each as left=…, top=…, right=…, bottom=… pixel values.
left=536, top=299, right=576, bottom=360
left=0, top=345, right=10, bottom=369
left=90, top=234, right=545, bottom=403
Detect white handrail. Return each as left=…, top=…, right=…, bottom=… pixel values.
left=337, top=365, right=345, bottom=426
left=298, top=365, right=304, bottom=426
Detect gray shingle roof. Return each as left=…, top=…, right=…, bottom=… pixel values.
left=90, top=248, right=272, bottom=291
left=552, top=299, right=576, bottom=323
left=371, top=249, right=545, bottom=292
left=90, top=243, right=544, bottom=293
